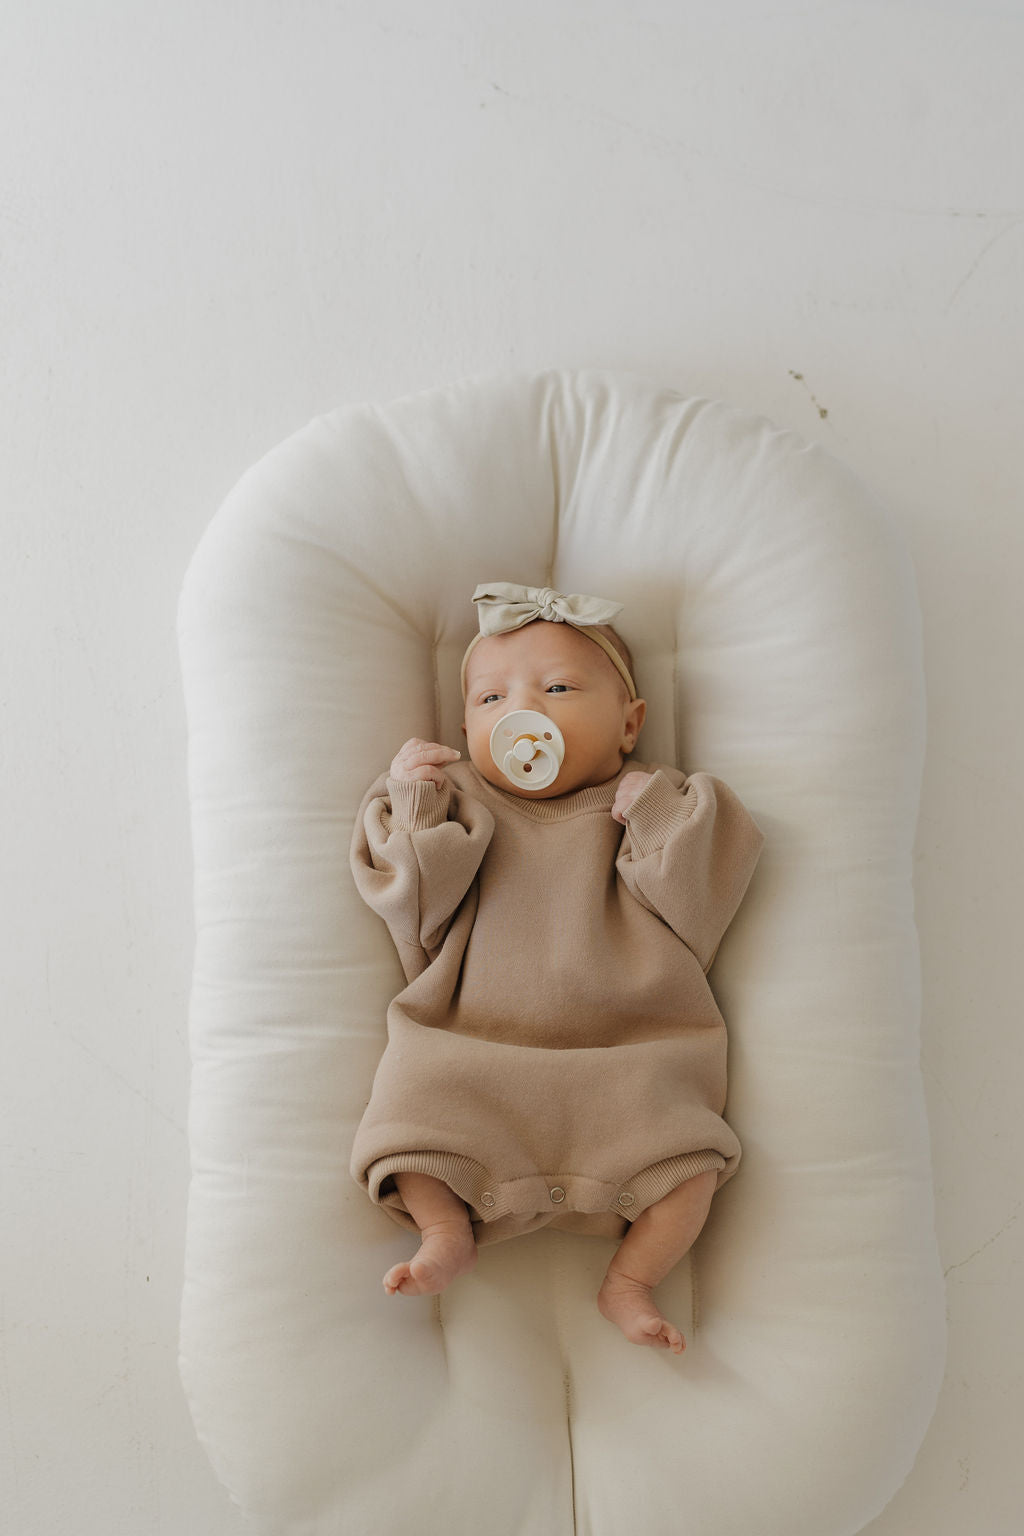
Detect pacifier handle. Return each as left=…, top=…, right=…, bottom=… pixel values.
left=511, top=734, right=540, bottom=762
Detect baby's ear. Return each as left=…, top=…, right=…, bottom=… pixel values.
left=622, top=696, right=647, bottom=750
left=460, top=723, right=468, bottom=736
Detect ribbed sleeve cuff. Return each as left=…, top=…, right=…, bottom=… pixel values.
left=385, top=776, right=452, bottom=830
left=623, top=769, right=697, bottom=858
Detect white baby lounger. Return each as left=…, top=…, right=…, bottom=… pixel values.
left=178, top=370, right=944, bottom=1536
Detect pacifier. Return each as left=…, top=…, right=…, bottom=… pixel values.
left=489, top=710, right=565, bottom=790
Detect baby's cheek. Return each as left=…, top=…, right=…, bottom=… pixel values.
left=462, top=725, right=489, bottom=771
left=465, top=740, right=492, bottom=776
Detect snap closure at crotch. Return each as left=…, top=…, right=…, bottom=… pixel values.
left=549, top=1186, right=566, bottom=1203
left=617, top=1192, right=635, bottom=1207
left=480, top=1192, right=495, bottom=1208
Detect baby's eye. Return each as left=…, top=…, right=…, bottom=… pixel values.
left=546, top=683, right=570, bottom=693
left=482, top=692, right=502, bottom=704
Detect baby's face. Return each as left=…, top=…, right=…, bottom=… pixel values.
left=462, top=621, right=646, bottom=798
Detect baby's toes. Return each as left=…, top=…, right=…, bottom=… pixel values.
left=640, top=1313, right=685, bottom=1352
left=641, top=1317, right=670, bottom=1348
left=382, top=1262, right=413, bottom=1295
left=662, top=1323, right=686, bottom=1354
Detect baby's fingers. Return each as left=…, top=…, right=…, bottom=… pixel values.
left=610, top=772, right=653, bottom=824
left=390, top=739, right=462, bottom=782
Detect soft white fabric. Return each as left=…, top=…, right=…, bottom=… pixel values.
left=178, top=369, right=944, bottom=1536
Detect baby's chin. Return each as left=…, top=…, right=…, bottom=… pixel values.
left=467, top=754, right=624, bottom=799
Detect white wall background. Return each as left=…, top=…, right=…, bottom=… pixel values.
left=2, top=2, right=1021, bottom=1532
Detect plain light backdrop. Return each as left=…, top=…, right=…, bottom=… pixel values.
left=2, top=3, right=1021, bottom=1533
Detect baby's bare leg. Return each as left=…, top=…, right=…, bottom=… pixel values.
left=382, top=1172, right=477, bottom=1298
left=597, top=1170, right=717, bottom=1353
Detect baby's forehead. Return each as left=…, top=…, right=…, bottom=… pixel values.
left=464, top=622, right=608, bottom=688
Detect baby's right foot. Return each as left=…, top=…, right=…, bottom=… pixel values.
left=597, top=1269, right=686, bottom=1353
left=382, top=1219, right=477, bottom=1297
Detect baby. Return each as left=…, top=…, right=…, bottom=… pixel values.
left=350, top=582, right=763, bottom=1353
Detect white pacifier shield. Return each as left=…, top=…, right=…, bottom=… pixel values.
left=489, top=710, right=565, bottom=790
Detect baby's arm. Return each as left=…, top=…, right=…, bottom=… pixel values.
left=615, top=769, right=764, bottom=972
left=351, top=738, right=495, bottom=977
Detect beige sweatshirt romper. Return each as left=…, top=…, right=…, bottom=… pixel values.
left=350, top=760, right=764, bottom=1244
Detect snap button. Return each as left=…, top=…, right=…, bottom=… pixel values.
left=549, top=1186, right=566, bottom=1204
left=480, top=1192, right=495, bottom=1208
left=617, top=1192, right=635, bottom=1207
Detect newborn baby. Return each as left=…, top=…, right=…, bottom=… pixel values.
left=350, top=582, right=763, bottom=1352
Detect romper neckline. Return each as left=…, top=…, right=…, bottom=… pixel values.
left=458, top=761, right=632, bottom=822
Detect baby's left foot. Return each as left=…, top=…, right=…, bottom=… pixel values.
left=597, top=1269, right=686, bottom=1354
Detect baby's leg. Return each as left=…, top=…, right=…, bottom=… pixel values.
left=382, top=1172, right=477, bottom=1298
left=597, top=1170, right=717, bottom=1353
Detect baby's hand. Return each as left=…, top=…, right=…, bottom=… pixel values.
left=389, top=738, right=461, bottom=789
left=611, top=771, right=654, bottom=825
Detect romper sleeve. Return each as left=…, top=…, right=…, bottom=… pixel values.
left=350, top=772, right=495, bottom=975
left=615, top=768, right=764, bottom=972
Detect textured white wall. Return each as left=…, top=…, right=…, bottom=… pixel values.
left=2, top=3, right=1020, bottom=1532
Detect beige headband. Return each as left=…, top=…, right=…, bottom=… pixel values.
left=460, top=583, right=638, bottom=700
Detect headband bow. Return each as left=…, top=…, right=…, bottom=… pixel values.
left=461, top=582, right=637, bottom=700
left=472, top=583, right=624, bottom=635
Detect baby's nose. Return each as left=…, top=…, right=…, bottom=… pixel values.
left=512, top=687, right=552, bottom=711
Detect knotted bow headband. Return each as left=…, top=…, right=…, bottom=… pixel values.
left=460, top=582, right=638, bottom=700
